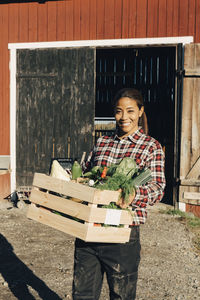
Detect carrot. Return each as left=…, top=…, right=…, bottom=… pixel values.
left=101, top=167, right=108, bottom=178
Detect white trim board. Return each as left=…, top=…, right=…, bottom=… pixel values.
left=9, top=36, right=193, bottom=193
left=8, top=36, right=193, bottom=50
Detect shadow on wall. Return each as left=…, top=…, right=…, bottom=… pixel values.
left=0, top=233, right=62, bottom=300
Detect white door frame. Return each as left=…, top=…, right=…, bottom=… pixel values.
left=8, top=36, right=193, bottom=193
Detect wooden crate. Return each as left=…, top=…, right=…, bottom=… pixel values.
left=27, top=173, right=134, bottom=243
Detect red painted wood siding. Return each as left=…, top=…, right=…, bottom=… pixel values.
left=0, top=0, right=199, bottom=195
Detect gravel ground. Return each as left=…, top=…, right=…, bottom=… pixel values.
left=0, top=199, right=199, bottom=300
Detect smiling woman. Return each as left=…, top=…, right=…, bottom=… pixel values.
left=72, top=88, right=166, bottom=300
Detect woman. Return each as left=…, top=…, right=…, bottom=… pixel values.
left=72, top=88, right=166, bottom=300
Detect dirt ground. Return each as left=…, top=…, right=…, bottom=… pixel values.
left=0, top=199, right=199, bottom=300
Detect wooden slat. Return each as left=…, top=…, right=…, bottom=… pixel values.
left=105, top=0, right=115, bottom=39
left=47, top=1, right=57, bottom=41
left=73, top=0, right=81, bottom=40
left=147, top=0, right=158, bottom=37
left=122, top=0, right=129, bottom=38
left=8, top=3, right=19, bottom=42
left=136, top=0, right=147, bottom=37
left=28, top=1, right=38, bottom=42
left=166, top=0, right=174, bottom=36
left=158, top=0, right=167, bottom=37
left=114, top=0, right=122, bottom=38
left=128, top=0, right=136, bottom=38
left=80, top=0, right=90, bottom=39
left=172, top=0, right=179, bottom=36
left=27, top=204, right=131, bottom=243
left=89, top=0, right=97, bottom=39
left=1, top=5, right=9, bottom=155
left=38, top=2, right=48, bottom=41
left=57, top=1, right=66, bottom=41
left=181, top=179, right=200, bottom=186
left=96, top=0, right=105, bottom=39
left=195, top=0, right=200, bottom=43
left=180, top=78, right=193, bottom=178
left=179, top=0, right=189, bottom=36
left=32, top=173, right=120, bottom=205
left=19, top=2, right=28, bottom=42
left=65, top=0, right=73, bottom=40
left=85, top=225, right=131, bottom=243
left=30, top=189, right=133, bottom=224
left=184, top=44, right=200, bottom=74
left=188, top=0, right=196, bottom=37
left=27, top=204, right=86, bottom=240
left=184, top=192, right=200, bottom=200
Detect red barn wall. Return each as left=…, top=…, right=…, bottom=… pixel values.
left=0, top=0, right=199, bottom=196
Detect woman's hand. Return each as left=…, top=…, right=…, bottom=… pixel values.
left=116, top=189, right=136, bottom=209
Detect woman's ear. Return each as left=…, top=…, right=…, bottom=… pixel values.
left=139, top=106, right=144, bottom=117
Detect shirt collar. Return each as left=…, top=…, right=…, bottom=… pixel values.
left=113, top=127, right=144, bottom=142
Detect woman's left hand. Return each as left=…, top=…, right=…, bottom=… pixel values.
left=116, top=189, right=136, bottom=209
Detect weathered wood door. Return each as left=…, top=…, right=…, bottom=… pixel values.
left=16, top=48, right=95, bottom=186
left=179, top=44, right=200, bottom=217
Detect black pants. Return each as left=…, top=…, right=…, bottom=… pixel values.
left=72, top=226, right=141, bottom=300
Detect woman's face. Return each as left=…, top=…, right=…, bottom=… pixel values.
left=115, top=97, right=144, bottom=137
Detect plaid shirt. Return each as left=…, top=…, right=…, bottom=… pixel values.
left=85, top=128, right=166, bottom=225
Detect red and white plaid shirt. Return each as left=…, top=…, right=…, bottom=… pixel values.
left=85, top=128, right=166, bottom=225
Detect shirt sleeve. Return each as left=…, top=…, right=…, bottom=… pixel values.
left=132, top=142, right=166, bottom=208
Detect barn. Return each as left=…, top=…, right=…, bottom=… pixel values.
left=0, top=0, right=199, bottom=217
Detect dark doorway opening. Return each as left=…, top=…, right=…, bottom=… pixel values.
left=95, top=47, right=176, bottom=205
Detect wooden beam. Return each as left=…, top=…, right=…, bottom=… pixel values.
left=180, top=179, right=200, bottom=186
left=183, top=191, right=200, bottom=200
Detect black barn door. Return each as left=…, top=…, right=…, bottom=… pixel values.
left=16, top=48, right=95, bottom=186
left=96, top=47, right=176, bottom=205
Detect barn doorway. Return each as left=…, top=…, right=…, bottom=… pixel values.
left=95, top=47, right=177, bottom=205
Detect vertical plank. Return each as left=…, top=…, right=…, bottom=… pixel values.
left=8, top=3, right=19, bottom=42
left=147, top=0, right=158, bottom=37
left=114, top=0, right=122, bottom=38
left=179, top=0, right=189, bottom=36
left=128, top=0, right=137, bottom=38
left=188, top=0, right=196, bottom=38
left=80, top=0, right=90, bottom=39
left=104, top=0, right=115, bottom=38
left=89, top=0, right=97, bottom=39
left=166, top=0, right=174, bottom=36
left=136, top=0, right=147, bottom=37
left=158, top=0, right=167, bottom=37
left=195, top=0, right=200, bottom=43
left=73, top=0, right=81, bottom=40
left=38, top=2, right=48, bottom=41
left=96, top=0, right=105, bottom=39
left=28, top=1, right=38, bottom=42
left=191, top=79, right=200, bottom=167
left=47, top=1, right=57, bottom=41
left=1, top=5, right=9, bottom=154
left=122, top=0, right=129, bottom=38
left=19, top=2, right=29, bottom=42
left=172, top=0, right=179, bottom=36
left=181, top=78, right=193, bottom=178
left=57, top=1, right=66, bottom=41
left=66, top=0, right=73, bottom=40
left=0, top=9, right=3, bottom=154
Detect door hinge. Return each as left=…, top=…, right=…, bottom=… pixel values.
left=175, top=69, right=185, bottom=78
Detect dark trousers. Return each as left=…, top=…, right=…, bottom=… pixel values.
left=72, top=226, right=141, bottom=300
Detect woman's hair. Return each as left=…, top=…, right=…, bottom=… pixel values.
left=112, top=88, right=148, bottom=134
